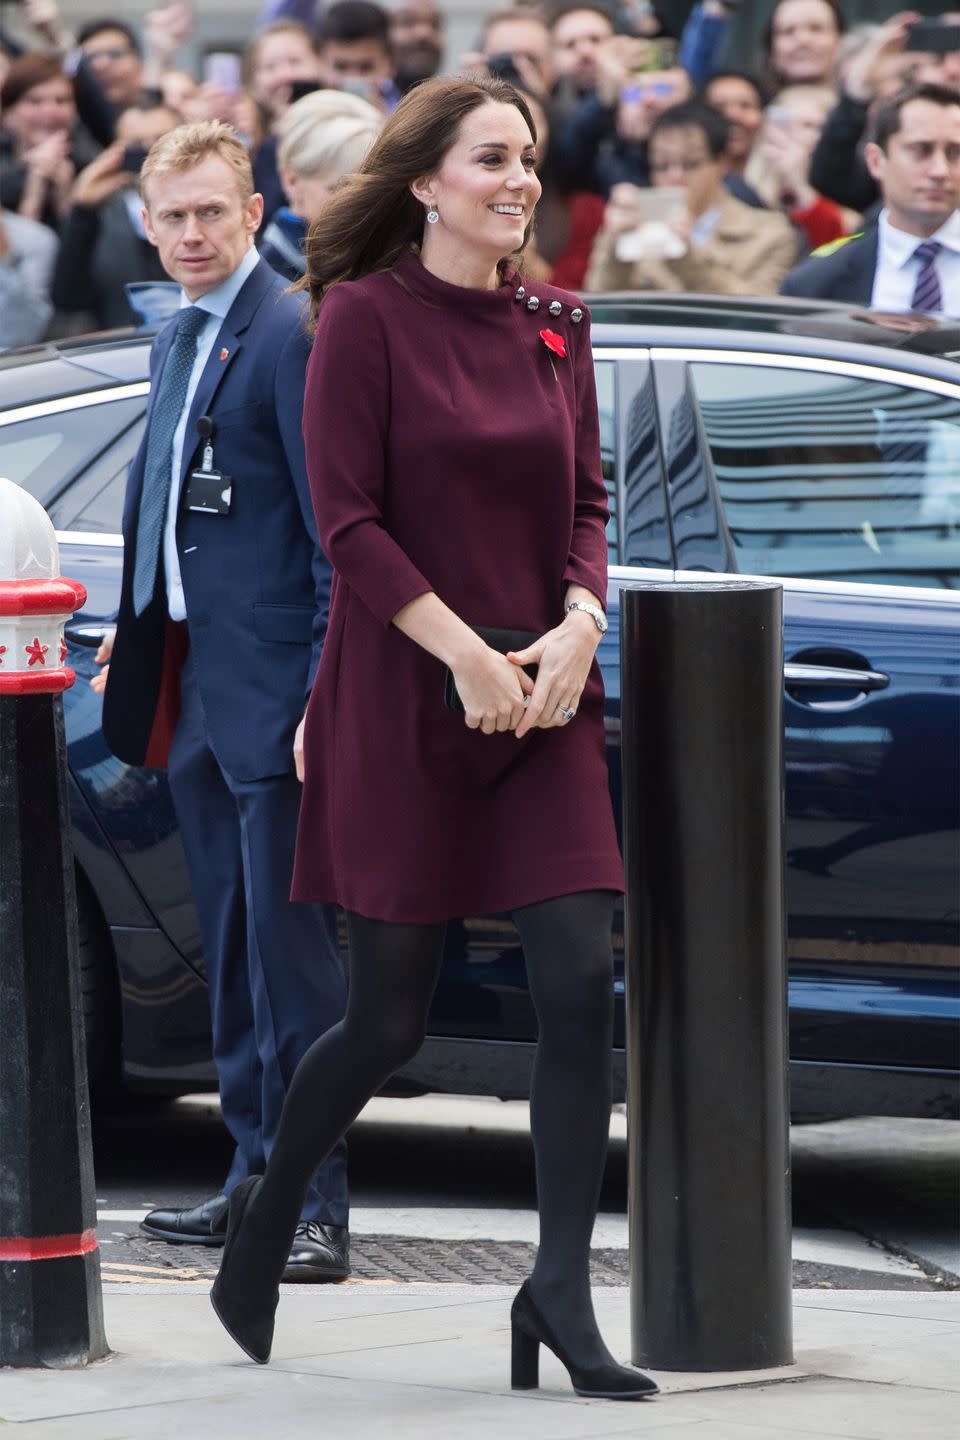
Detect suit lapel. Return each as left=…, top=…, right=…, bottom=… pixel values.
left=178, top=259, right=278, bottom=483
left=844, top=230, right=879, bottom=304
left=179, top=327, right=243, bottom=479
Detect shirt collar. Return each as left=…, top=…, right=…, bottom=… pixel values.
left=879, top=208, right=960, bottom=268
left=179, top=245, right=260, bottom=318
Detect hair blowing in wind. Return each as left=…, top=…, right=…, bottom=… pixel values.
left=298, top=75, right=537, bottom=325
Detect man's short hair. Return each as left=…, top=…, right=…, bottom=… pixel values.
left=870, top=81, right=960, bottom=151
left=702, top=68, right=769, bottom=110
left=649, top=99, right=730, bottom=159
left=141, top=121, right=254, bottom=203
left=319, top=1, right=390, bottom=49
left=547, top=3, right=615, bottom=33
left=76, top=18, right=141, bottom=57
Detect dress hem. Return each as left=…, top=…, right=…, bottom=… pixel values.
left=290, top=866, right=625, bottom=924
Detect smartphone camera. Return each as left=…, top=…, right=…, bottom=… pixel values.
left=905, top=19, right=960, bottom=55
left=486, top=51, right=526, bottom=88
left=121, top=142, right=149, bottom=175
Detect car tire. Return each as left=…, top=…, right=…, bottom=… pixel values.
left=76, top=874, right=120, bottom=1092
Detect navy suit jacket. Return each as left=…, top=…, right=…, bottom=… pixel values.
left=103, top=257, right=331, bottom=783
left=780, top=228, right=879, bottom=304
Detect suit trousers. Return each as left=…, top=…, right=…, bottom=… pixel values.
left=167, top=644, right=348, bottom=1226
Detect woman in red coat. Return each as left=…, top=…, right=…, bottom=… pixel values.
left=210, top=75, right=657, bottom=1403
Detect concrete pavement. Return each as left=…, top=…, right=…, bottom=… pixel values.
left=2, top=1282, right=958, bottom=1438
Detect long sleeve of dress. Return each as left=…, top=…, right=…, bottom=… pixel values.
left=302, top=284, right=433, bottom=627
left=564, top=306, right=610, bottom=604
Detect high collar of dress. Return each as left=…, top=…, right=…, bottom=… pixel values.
left=393, top=250, right=518, bottom=310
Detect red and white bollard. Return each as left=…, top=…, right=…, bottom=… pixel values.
left=0, top=476, right=109, bottom=1366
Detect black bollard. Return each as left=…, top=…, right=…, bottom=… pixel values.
left=620, top=580, right=792, bottom=1373
left=0, top=481, right=107, bottom=1367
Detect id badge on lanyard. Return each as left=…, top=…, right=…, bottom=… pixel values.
left=183, top=415, right=233, bottom=515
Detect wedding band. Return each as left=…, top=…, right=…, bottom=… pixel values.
left=523, top=696, right=530, bottom=709
left=559, top=705, right=576, bottom=722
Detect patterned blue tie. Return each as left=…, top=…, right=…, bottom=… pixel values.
left=132, top=306, right=208, bottom=616
left=911, top=240, right=943, bottom=314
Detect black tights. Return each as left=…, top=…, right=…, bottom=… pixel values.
left=242, top=891, right=617, bottom=1364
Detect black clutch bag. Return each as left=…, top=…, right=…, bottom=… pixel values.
left=443, top=626, right=540, bottom=714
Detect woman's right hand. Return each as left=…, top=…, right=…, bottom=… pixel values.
left=453, top=645, right=535, bottom=735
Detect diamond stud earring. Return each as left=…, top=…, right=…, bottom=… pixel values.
left=426, top=206, right=439, bottom=225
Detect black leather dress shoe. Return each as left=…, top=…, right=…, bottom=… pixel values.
left=140, top=1193, right=230, bottom=1245
left=282, top=1222, right=350, bottom=1282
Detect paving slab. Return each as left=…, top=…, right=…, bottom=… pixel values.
left=0, top=1285, right=957, bottom=1440
left=663, top=1376, right=956, bottom=1440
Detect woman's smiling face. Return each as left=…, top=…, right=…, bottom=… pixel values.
left=413, top=101, right=542, bottom=269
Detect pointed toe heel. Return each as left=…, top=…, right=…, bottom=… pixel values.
left=510, top=1281, right=658, bottom=1401
left=209, top=1176, right=277, bottom=1365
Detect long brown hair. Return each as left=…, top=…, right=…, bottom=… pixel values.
left=299, top=75, right=537, bottom=326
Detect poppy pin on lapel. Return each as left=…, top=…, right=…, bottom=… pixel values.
left=219, top=347, right=229, bottom=361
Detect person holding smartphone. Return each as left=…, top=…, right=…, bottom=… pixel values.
left=585, top=98, right=796, bottom=294
left=50, top=101, right=177, bottom=329
left=811, top=11, right=960, bottom=215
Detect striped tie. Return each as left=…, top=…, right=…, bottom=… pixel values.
left=132, top=306, right=208, bottom=616
left=910, top=241, right=943, bottom=314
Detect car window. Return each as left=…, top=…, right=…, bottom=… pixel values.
left=689, top=362, right=960, bottom=589
left=595, top=360, right=619, bottom=564
left=53, top=412, right=145, bottom=534
left=0, top=396, right=145, bottom=510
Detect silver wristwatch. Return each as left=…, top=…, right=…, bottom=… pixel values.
left=566, top=601, right=608, bottom=634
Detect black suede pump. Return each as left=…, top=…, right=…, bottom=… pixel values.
left=209, top=1177, right=277, bottom=1364
left=510, top=1282, right=659, bottom=1400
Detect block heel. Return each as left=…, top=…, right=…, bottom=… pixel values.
left=511, top=1319, right=540, bottom=1389
left=509, top=1281, right=659, bottom=1401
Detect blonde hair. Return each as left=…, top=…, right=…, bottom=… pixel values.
left=141, top=120, right=254, bottom=203
left=278, top=89, right=382, bottom=182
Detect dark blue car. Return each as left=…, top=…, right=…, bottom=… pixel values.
left=2, top=293, right=958, bottom=1119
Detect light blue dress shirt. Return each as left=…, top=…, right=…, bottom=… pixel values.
left=163, top=244, right=261, bottom=620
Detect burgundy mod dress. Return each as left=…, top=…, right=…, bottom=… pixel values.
left=291, top=251, right=624, bottom=922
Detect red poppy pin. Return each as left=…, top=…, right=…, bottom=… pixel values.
left=539, top=328, right=566, bottom=381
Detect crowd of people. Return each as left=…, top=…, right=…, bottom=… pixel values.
left=2, top=0, right=960, bottom=348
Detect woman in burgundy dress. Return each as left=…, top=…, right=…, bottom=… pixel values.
left=210, top=75, right=657, bottom=1402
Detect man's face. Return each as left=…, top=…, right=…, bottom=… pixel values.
left=81, top=27, right=142, bottom=107
left=386, top=0, right=443, bottom=84
left=551, top=8, right=614, bottom=90
left=142, top=153, right=264, bottom=299
left=866, top=98, right=960, bottom=232
left=648, top=123, right=724, bottom=216
left=320, top=38, right=394, bottom=85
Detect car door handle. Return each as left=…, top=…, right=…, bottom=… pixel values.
left=783, top=662, right=890, bottom=693
left=63, top=621, right=115, bottom=648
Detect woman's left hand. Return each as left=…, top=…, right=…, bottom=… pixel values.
left=509, top=610, right=601, bottom=740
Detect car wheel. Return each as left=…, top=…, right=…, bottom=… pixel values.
left=76, top=874, right=120, bottom=1092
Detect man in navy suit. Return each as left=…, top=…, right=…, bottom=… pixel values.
left=94, top=120, right=349, bottom=1281
left=781, top=83, right=960, bottom=314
